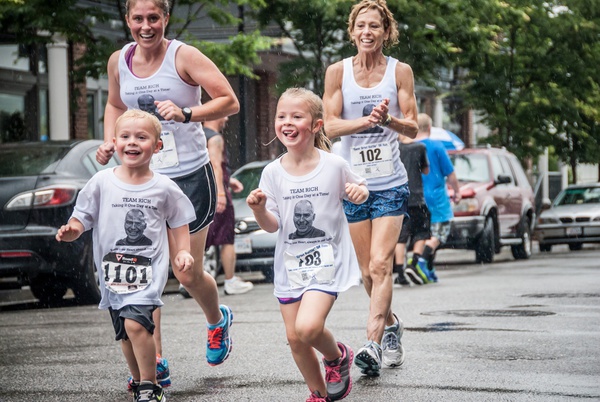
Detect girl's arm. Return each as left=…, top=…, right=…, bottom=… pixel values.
left=345, top=183, right=369, bottom=205
left=246, top=188, right=279, bottom=233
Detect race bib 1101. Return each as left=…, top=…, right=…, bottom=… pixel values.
left=102, top=252, right=153, bottom=294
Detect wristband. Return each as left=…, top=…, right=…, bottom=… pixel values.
left=218, top=193, right=226, bottom=197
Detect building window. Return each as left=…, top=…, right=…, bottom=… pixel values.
left=87, top=94, right=95, bottom=139
left=0, top=93, right=26, bottom=143
left=39, top=89, right=49, bottom=141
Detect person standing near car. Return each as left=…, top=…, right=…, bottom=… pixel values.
left=323, top=0, right=418, bottom=376
left=204, top=116, right=253, bottom=295
left=57, top=109, right=195, bottom=402
left=394, top=133, right=430, bottom=286
left=95, top=0, right=239, bottom=391
left=414, top=113, right=461, bottom=283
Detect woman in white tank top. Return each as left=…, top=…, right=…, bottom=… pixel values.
left=322, top=0, right=419, bottom=379
left=94, top=0, right=240, bottom=394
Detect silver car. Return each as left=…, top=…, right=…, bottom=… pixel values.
left=535, top=183, right=600, bottom=252
left=231, top=160, right=277, bottom=282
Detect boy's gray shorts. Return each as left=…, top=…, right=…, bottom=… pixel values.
left=108, top=304, right=158, bottom=341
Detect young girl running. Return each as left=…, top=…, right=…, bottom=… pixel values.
left=247, top=88, right=369, bottom=402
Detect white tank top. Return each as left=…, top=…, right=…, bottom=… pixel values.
left=338, top=56, right=408, bottom=191
left=118, top=39, right=208, bottom=178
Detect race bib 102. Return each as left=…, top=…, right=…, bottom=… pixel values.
left=350, top=142, right=393, bottom=178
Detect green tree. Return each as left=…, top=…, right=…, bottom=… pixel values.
left=253, top=0, right=495, bottom=96
left=452, top=0, right=600, bottom=174
left=0, top=0, right=271, bottom=81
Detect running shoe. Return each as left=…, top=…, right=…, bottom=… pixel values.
left=382, top=314, right=405, bottom=368
left=130, top=380, right=140, bottom=400
left=155, top=355, right=171, bottom=388
left=426, top=266, right=439, bottom=283
left=127, top=355, right=171, bottom=391
left=394, top=272, right=411, bottom=287
left=224, top=276, right=254, bottom=295
left=206, top=304, right=233, bottom=366
left=136, top=381, right=165, bottom=402
left=323, top=342, right=353, bottom=401
left=405, top=258, right=430, bottom=285
left=417, top=258, right=438, bottom=283
left=306, top=390, right=328, bottom=402
left=354, top=341, right=382, bottom=377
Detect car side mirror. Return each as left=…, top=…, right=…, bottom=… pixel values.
left=495, top=174, right=512, bottom=185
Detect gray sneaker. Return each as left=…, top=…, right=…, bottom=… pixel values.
left=382, top=314, right=405, bottom=368
left=354, top=341, right=382, bottom=377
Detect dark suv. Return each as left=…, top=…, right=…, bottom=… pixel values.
left=444, top=147, right=535, bottom=263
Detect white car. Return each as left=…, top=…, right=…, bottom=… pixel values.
left=231, top=160, right=277, bottom=282
left=535, top=183, right=600, bottom=252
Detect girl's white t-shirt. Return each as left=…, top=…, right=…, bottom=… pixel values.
left=259, top=149, right=364, bottom=298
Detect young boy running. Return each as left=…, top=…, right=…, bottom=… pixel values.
left=56, top=109, right=195, bottom=402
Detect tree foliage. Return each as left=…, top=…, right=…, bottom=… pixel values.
left=451, top=0, right=600, bottom=171
left=254, top=0, right=600, bottom=170
left=1, top=0, right=599, bottom=170
left=0, top=0, right=270, bottom=82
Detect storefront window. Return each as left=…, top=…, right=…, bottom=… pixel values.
left=0, top=93, right=26, bottom=143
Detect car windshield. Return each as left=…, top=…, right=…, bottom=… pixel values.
left=450, top=154, right=490, bottom=182
left=0, top=145, right=69, bottom=177
left=554, top=186, right=600, bottom=206
left=232, top=166, right=264, bottom=200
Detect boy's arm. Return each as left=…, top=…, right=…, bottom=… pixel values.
left=55, top=218, right=85, bottom=242
left=170, top=225, right=194, bottom=273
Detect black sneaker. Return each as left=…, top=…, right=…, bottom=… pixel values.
left=136, top=381, right=165, bottom=402
left=323, top=342, right=353, bottom=400
left=394, top=273, right=411, bottom=286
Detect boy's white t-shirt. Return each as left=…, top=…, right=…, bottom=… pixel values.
left=259, top=149, right=365, bottom=298
left=71, top=168, right=195, bottom=310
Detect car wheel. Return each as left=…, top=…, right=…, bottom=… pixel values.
left=539, top=243, right=552, bottom=252
left=568, top=242, right=583, bottom=251
left=70, top=240, right=101, bottom=305
left=261, top=265, right=275, bottom=283
left=511, top=217, right=532, bottom=260
left=475, top=216, right=495, bottom=264
left=204, top=245, right=220, bottom=278
left=29, top=275, right=69, bottom=306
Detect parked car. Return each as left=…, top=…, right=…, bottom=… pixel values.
left=534, top=182, right=600, bottom=252
left=0, top=140, right=119, bottom=305
left=444, top=147, right=536, bottom=263
left=231, top=160, right=277, bottom=282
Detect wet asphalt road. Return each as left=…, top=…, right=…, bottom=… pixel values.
left=1, top=244, right=599, bottom=402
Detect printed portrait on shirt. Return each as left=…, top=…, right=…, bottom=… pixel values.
left=137, top=94, right=164, bottom=121
left=357, top=104, right=384, bottom=134
left=288, top=200, right=326, bottom=240
left=116, top=208, right=153, bottom=246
